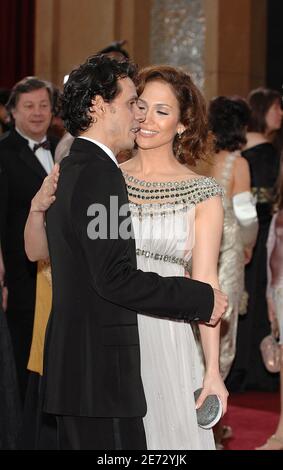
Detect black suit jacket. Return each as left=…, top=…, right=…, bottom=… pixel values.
left=0, top=129, right=57, bottom=311
left=43, top=138, right=214, bottom=418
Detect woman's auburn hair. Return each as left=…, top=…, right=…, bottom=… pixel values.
left=134, top=65, right=214, bottom=166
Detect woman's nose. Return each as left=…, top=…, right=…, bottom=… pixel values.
left=135, top=105, right=146, bottom=123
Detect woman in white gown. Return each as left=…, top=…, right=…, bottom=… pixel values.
left=24, top=65, right=228, bottom=450
left=123, top=172, right=222, bottom=450
left=119, top=66, right=227, bottom=450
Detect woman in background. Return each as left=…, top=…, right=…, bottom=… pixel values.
left=227, top=88, right=282, bottom=393
left=256, top=158, right=283, bottom=450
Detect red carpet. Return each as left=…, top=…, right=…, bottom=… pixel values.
left=222, top=391, right=280, bottom=450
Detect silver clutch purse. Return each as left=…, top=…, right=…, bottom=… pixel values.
left=194, top=388, right=222, bottom=429
left=260, top=334, right=280, bottom=373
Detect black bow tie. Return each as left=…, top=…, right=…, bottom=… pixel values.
left=33, top=140, right=51, bottom=152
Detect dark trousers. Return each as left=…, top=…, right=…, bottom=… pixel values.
left=6, top=308, right=34, bottom=404
left=20, top=372, right=57, bottom=449
left=0, top=288, right=22, bottom=449
left=57, top=415, right=146, bottom=450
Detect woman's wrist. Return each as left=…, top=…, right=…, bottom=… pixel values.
left=205, top=366, right=221, bottom=376
left=30, top=197, right=44, bottom=213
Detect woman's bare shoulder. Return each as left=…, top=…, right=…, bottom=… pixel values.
left=234, top=154, right=250, bottom=174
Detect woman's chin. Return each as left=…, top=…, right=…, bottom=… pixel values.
left=135, top=138, right=156, bottom=150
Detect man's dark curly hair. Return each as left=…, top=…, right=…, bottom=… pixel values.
left=61, top=54, right=137, bottom=136
left=208, top=96, right=251, bottom=153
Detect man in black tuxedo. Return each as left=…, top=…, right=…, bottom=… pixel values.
left=40, top=56, right=227, bottom=450
left=0, top=77, right=57, bottom=403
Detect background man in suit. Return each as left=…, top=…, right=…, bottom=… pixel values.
left=0, top=77, right=57, bottom=403
left=28, top=55, right=227, bottom=450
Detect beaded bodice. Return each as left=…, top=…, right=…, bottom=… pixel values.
left=122, top=172, right=223, bottom=274
left=123, top=172, right=223, bottom=214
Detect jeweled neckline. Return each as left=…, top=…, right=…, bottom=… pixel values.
left=122, top=171, right=208, bottom=188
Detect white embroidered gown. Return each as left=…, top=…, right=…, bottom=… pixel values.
left=123, top=173, right=223, bottom=450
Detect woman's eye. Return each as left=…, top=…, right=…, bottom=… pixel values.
left=157, top=111, right=168, bottom=115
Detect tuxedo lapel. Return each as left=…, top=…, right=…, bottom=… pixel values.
left=11, top=129, right=57, bottom=178
left=18, top=144, right=48, bottom=179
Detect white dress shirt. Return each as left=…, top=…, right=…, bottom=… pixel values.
left=16, top=128, right=54, bottom=175
left=78, top=136, right=119, bottom=167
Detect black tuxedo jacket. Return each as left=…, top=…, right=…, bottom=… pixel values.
left=43, top=138, right=214, bottom=418
left=0, top=129, right=57, bottom=311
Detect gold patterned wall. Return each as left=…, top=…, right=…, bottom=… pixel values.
left=150, top=0, right=205, bottom=88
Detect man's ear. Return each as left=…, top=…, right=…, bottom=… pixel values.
left=10, top=108, right=16, bottom=120
left=90, top=96, right=106, bottom=118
